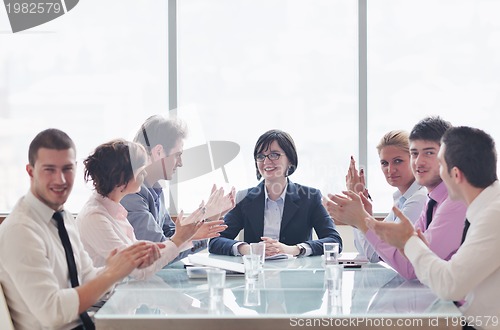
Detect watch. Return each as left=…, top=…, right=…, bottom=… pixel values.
left=296, top=244, right=306, bottom=257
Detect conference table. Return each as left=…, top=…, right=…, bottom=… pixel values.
left=95, top=254, right=461, bottom=330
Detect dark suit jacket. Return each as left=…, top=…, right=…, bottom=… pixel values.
left=209, top=181, right=342, bottom=256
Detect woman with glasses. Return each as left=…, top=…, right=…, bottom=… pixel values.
left=209, top=129, right=342, bottom=257
left=76, top=139, right=206, bottom=280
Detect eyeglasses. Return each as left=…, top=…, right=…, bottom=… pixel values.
left=255, top=152, right=283, bottom=162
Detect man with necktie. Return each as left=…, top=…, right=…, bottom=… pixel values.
left=367, top=126, right=500, bottom=330
left=0, top=129, right=161, bottom=330
left=324, top=116, right=467, bottom=279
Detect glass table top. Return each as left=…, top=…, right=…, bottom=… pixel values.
left=96, top=255, right=461, bottom=320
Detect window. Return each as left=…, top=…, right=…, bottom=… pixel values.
left=367, top=0, right=500, bottom=212
left=2, top=0, right=499, bottom=215
left=176, top=0, right=358, bottom=211
left=0, top=0, right=168, bottom=212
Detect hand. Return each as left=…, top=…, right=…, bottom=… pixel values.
left=364, top=206, right=416, bottom=250
left=323, top=191, right=371, bottom=232
left=170, top=209, right=204, bottom=247
left=358, top=190, right=373, bottom=216
left=104, top=242, right=153, bottom=280
left=346, top=156, right=366, bottom=193
left=191, top=219, right=228, bottom=240
left=220, top=186, right=236, bottom=218
left=322, top=196, right=347, bottom=225
left=178, top=202, right=206, bottom=226
left=260, top=237, right=297, bottom=256
left=137, top=241, right=166, bottom=269
left=204, top=185, right=236, bottom=221
left=237, top=243, right=251, bottom=256
left=416, top=228, right=430, bottom=247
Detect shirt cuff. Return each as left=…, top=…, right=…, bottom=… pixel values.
left=232, top=242, right=247, bottom=256
left=298, top=243, right=312, bottom=257
left=404, top=235, right=426, bottom=264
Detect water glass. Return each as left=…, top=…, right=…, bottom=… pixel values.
left=242, top=254, right=260, bottom=282
left=323, top=242, right=340, bottom=265
left=250, top=242, right=265, bottom=269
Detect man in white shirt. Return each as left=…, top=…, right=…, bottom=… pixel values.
left=366, top=126, right=500, bottom=330
left=0, top=129, right=161, bottom=330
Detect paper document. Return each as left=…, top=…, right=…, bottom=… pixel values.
left=187, top=254, right=245, bottom=273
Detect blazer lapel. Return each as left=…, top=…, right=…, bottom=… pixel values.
left=241, top=182, right=266, bottom=239
left=280, top=182, right=300, bottom=233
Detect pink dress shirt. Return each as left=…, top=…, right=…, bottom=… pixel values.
left=365, top=181, right=467, bottom=279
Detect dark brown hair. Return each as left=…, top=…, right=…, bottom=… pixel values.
left=28, top=128, right=76, bottom=166
left=253, top=129, right=298, bottom=180
left=84, top=140, right=147, bottom=197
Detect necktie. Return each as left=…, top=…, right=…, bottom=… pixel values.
left=460, top=218, right=470, bottom=245
left=425, top=198, right=437, bottom=229
left=53, top=212, right=95, bottom=330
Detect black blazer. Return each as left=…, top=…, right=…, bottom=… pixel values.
left=209, top=181, right=342, bottom=256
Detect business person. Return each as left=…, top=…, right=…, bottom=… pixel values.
left=328, top=130, right=427, bottom=262
left=323, top=117, right=467, bottom=279
left=367, top=126, right=500, bottom=330
left=120, top=115, right=234, bottom=259
left=77, top=139, right=220, bottom=280
left=0, top=129, right=158, bottom=330
left=209, top=129, right=342, bottom=257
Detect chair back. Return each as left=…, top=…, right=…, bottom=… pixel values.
left=0, top=283, right=15, bottom=330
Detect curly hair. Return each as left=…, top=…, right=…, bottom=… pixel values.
left=84, top=139, right=147, bottom=197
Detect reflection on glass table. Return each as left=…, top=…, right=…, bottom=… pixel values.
left=96, top=255, right=461, bottom=329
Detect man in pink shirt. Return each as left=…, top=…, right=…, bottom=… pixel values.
left=324, top=116, right=467, bottom=279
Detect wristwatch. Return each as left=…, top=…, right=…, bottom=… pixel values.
left=296, top=244, right=306, bottom=257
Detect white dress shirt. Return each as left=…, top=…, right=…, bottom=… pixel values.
left=77, top=192, right=181, bottom=280
left=405, top=181, right=500, bottom=330
left=354, top=180, right=427, bottom=262
left=0, top=191, right=100, bottom=330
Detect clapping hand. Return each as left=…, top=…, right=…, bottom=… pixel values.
left=204, top=184, right=236, bottom=221
left=346, top=156, right=372, bottom=202
left=170, top=209, right=204, bottom=247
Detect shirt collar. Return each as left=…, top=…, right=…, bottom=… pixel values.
left=428, top=181, right=448, bottom=204
left=466, top=180, right=500, bottom=223
left=264, top=182, right=288, bottom=203
left=25, top=190, right=64, bottom=224
left=401, top=180, right=425, bottom=200
left=94, top=192, right=128, bottom=220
